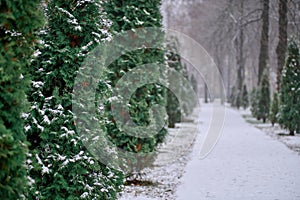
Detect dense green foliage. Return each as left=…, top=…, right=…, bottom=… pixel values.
left=269, top=92, right=279, bottom=126
left=278, top=38, right=300, bottom=135
left=165, top=38, right=197, bottom=127
left=104, top=0, right=168, bottom=173
left=0, top=1, right=43, bottom=199
left=25, top=1, right=123, bottom=199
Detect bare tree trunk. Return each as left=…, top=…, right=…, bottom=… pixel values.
left=237, top=25, right=244, bottom=94
left=204, top=83, right=208, bottom=103
left=235, top=0, right=245, bottom=107
left=258, top=0, right=269, bottom=84
left=276, top=0, right=287, bottom=91
left=220, top=74, right=225, bottom=105
left=227, top=55, right=231, bottom=101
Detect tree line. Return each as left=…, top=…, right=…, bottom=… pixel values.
left=0, top=0, right=197, bottom=199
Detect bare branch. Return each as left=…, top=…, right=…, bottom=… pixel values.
left=240, top=8, right=263, bottom=21
left=241, top=17, right=262, bottom=27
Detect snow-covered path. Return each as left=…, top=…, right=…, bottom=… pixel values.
left=176, top=103, right=300, bottom=200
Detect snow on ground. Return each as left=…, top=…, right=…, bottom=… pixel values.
left=119, top=102, right=300, bottom=199
left=240, top=108, right=300, bottom=154
left=176, top=103, right=300, bottom=200
left=118, top=107, right=200, bottom=200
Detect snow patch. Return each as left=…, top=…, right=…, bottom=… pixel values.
left=57, top=154, right=66, bottom=161
left=24, top=125, right=31, bottom=132
left=75, top=26, right=82, bottom=31
left=80, top=192, right=89, bottom=198
left=143, top=9, right=150, bottom=15
left=33, top=49, right=41, bottom=57
left=32, top=81, right=44, bottom=88
left=42, top=165, right=50, bottom=175
left=60, top=127, right=75, bottom=138
left=37, top=124, right=44, bottom=132
left=42, top=115, right=51, bottom=125
left=122, top=16, right=131, bottom=23
left=81, top=41, right=93, bottom=51
left=21, top=112, right=29, bottom=119
left=35, top=154, right=43, bottom=165
left=135, top=17, right=144, bottom=25
left=27, top=176, right=35, bottom=186
left=56, top=7, right=75, bottom=19
left=85, top=184, right=93, bottom=192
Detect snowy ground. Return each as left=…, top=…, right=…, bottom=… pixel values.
left=118, top=107, right=200, bottom=200
left=119, top=102, right=300, bottom=200
left=241, top=109, right=300, bottom=154
left=176, top=103, right=300, bottom=200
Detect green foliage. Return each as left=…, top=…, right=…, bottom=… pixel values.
left=104, top=0, right=168, bottom=173
left=231, top=85, right=248, bottom=110
left=241, top=84, right=249, bottom=109
left=165, top=37, right=184, bottom=128
left=269, top=92, right=279, bottom=126
left=257, top=69, right=271, bottom=123
left=278, top=38, right=300, bottom=135
left=182, top=64, right=197, bottom=115
left=166, top=89, right=181, bottom=128
left=0, top=0, right=43, bottom=199
left=25, top=1, right=123, bottom=199
left=236, top=90, right=242, bottom=109
left=250, top=88, right=259, bottom=119
left=105, top=1, right=163, bottom=33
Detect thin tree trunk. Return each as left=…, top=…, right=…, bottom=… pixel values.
left=204, top=83, right=208, bottom=103
left=237, top=26, right=244, bottom=94
left=276, top=0, right=287, bottom=91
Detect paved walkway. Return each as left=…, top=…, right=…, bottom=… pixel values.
left=176, top=103, right=300, bottom=200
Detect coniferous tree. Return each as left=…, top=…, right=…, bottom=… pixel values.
left=235, top=90, right=242, bottom=109
left=165, top=38, right=196, bottom=127
left=182, top=64, right=197, bottom=114
left=165, top=37, right=183, bottom=128
left=0, top=1, right=43, bottom=199
left=278, top=38, right=300, bottom=135
left=104, top=0, right=168, bottom=173
left=25, top=1, right=123, bottom=199
left=257, top=69, right=270, bottom=123
left=250, top=88, right=259, bottom=119
left=241, top=84, right=249, bottom=109
left=269, top=92, right=279, bottom=126
left=191, top=74, right=198, bottom=94
left=186, top=72, right=198, bottom=111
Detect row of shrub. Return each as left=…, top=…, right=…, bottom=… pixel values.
left=0, top=0, right=197, bottom=199
left=250, top=38, right=300, bottom=135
